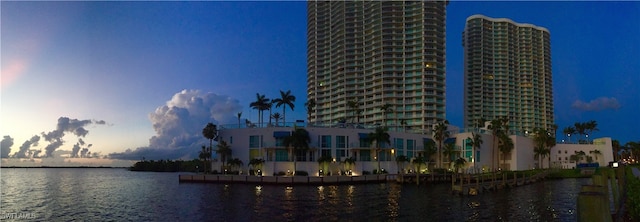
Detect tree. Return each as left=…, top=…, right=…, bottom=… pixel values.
left=271, top=112, right=282, bottom=127
left=250, top=93, right=270, bottom=127
left=283, top=127, right=310, bottom=175
left=347, top=100, right=360, bottom=123
left=612, top=140, right=621, bottom=161
left=380, top=103, right=393, bottom=127
left=249, top=158, right=265, bottom=175
left=395, top=155, right=409, bottom=174
left=317, top=155, right=333, bottom=175
left=590, top=149, right=602, bottom=164
left=343, top=156, right=356, bottom=174
left=237, top=112, right=242, bottom=128
left=202, top=123, right=218, bottom=173
left=488, top=118, right=507, bottom=171
left=585, top=120, right=599, bottom=143
left=432, top=120, right=450, bottom=169
left=216, top=140, right=232, bottom=173
left=227, top=158, right=243, bottom=173
left=533, top=146, right=546, bottom=169
left=470, top=132, right=483, bottom=164
left=454, top=157, right=467, bottom=173
left=442, top=143, right=457, bottom=169
left=198, top=145, right=210, bottom=173
left=574, top=122, right=586, bottom=143
left=305, top=99, right=316, bottom=123
left=533, top=128, right=553, bottom=168
left=369, top=126, right=390, bottom=173
left=498, top=133, right=514, bottom=170
left=400, top=119, right=407, bottom=132
left=412, top=156, right=426, bottom=185
left=563, top=126, right=576, bottom=143
left=273, top=90, right=296, bottom=126
left=423, top=139, right=437, bottom=170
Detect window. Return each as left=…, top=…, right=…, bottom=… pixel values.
left=320, top=135, right=332, bottom=148
left=230, top=136, right=233, bottom=144
left=249, top=135, right=260, bottom=148
left=360, top=150, right=371, bottom=161
left=360, top=137, right=370, bottom=147
left=336, top=136, right=347, bottom=148
left=394, top=138, right=404, bottom=155
left=407, top=139, right=415, bottom=159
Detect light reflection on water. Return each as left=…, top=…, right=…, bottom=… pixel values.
left=1, top=168, right=588, bottom=221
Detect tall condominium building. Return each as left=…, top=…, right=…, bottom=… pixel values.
left=463, top=15, right=553, bottom=134
left=306, top=1, right=448, bottom=133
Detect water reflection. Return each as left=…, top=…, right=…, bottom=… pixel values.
left=1, top=169, right=590, bottom=221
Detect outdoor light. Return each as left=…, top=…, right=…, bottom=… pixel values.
left=391, top=149, right=395, bottom=154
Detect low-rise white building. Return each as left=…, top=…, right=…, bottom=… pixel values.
left=214, top=123, right=614, bottom=176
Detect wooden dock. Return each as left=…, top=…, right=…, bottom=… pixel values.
left=179, top=174, right=396, bottom=185
left=450, top=170, right=551, bottom=195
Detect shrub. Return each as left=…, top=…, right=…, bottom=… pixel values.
left=362, top=171, right=371, bottom=175
left=277, top=171, right=286, bottom=176
left=295, top=171, right=308, bottom=176
left=626, top=167, right=640, bottom=220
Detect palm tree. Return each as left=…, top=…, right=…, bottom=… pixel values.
left=545, top=136, right=556, bottom=168
left=202, top=123, right=218, bottom=173
left=432, top=120, right=450, bottom=169
left=470, top=132, right=483, bottom=164
left=369, top=126, right=390, bottom=173
left=273, top=90, right=296, bottom=126
left=589, top=149, right=602, bottom=164
left=454, top=157, right=467, bottom=173
left=380, top=103, right=393, bottom=127
left=216, top=140, right=232, bottom=173
left=498, top=133, right=514, bottom=170
left=400, top=119, right=407, bottom=132
left=423, top=139, right=437, bottom=170
left=283, top=127, right=310, bottom=175
left=488, top=118, right=507, bottom=171
left=563, top=126, right=576, bottom=143
left=250, top=93, right=270, bottom=126
left=585, top=120, right=598, bottom=143
left=395, top=155, right=409, bottom=174
left=412, top=156, right=426, bottom=185
left=198, top=145, right=209, bottom=173
left=347, top=100, right=360, bottom=123
left=249, top=158, right=265, bottom=175
left=343, top=156, right=356, bottom=174
left=317, top=155, right=333, bottom=175
left=305, top=99, right=316, bottom=123
left=612, top=140, right=621, bottom=161
left=574, top=122, right=586, bottom=143
left=237, top=112, right=242, bottom=128
left=533, top=128, right=549, bottom=168
left=442, top=143, right=457, bottom=169
left=533, top=145, right=546, bottom=169
left=227, top=158, right=243, bottom=173
left=271, top=112, right=282, bottom=127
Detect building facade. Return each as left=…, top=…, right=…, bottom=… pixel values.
left=307, top=1, right=448, bottom=133
left=462, top=15, right=553, bottom=134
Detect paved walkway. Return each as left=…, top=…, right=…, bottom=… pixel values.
left=633, top=167, right=640, bottom=178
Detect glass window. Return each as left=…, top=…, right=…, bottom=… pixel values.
left=360, top=150, right=371, bottom=161
left=320, top=135, right=332, bottom=148
left=336, top=136, right=346, bottom=148
left=359, top=138, right=370, bottom=147
left=249, top=135, right=260, bottom=148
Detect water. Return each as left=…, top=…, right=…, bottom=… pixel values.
left=1, top=168, right=588, bottom=221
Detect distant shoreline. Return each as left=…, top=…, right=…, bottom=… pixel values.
left=0, top=166, right=128, bottom=169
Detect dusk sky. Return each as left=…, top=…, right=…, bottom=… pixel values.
left=2, top=1, right=639, bottom=162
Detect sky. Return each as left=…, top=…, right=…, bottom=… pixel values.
left=2, top=1, right=639, bottom=164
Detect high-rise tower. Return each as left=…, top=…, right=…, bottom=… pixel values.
left=307, top=1, right=448, bottom=133
left=463, top=15, right=553, bottom=134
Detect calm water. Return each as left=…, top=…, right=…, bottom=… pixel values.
left=1, top=168, right=588, bottom=221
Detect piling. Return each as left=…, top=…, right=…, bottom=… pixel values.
left=577, top=191, right=612, bottom=222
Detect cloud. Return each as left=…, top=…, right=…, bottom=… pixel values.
left=109, top=89, right=242, bottom=160
left=571, top=97, right=621, bottom=111
left=41, top=117, right=107, bottom=157
left=15, top=135, right=40, bottom=158
left=1, top=136, right=15, bottom=158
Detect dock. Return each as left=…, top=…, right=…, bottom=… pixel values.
left=450, top=170, right=551, bottom=195
left=179, top=174, right=397, bottom=185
